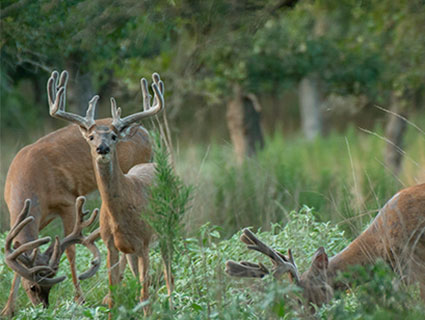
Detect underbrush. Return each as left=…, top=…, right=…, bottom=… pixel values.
left=1, top=207, right=423, bottom=319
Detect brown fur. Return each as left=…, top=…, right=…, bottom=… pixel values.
left=1, top=119, right=151, bottom=317
left=80, top=122, right=159, bottom=317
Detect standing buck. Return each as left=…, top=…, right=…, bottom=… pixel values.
left=49, top=71, right=166, bottom=315
left=226, top=183, right=425, bottom=308
left=4, top=197, right=100, bottom=309
left=2, top=71, right=152, bottom=317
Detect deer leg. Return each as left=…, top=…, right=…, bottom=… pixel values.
left=62, top=207, right=84, bottom=303
left=118, top=253, right=127, bottom=281
left=117, top=254, right=139, bottom=280
left=138, top=245, right=150, bottom=316
left=103, top=240, right=120, bottom=310
left=127, top=254, right=139, bottom=278
left=0, top=273, right=21, bottom=317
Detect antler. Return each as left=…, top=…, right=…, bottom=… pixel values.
left=111, top=72, right=164, bottom=131
left=5, top=197, right=101, bottom=286
left=47, top=70, right=98, bottom=130
left=5, top=200, right=67, bottom=286
left=49, top=196, right=101, bottom=280
left=225, top=229, right=300, bottom=283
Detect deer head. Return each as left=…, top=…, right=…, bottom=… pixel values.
left=4, top=197, right=100, bottom=307
left=47, top=70, right=164, bottom=164
left=225, top=229, right=333, bottom=308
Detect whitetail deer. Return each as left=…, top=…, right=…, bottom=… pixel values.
left=49, top=71, right=167, bottom=315
left=226, top=183, right=425, bottom=309
left=2, top=71, right=153, bottom=317
left=3, top=196, right=100, bottom=309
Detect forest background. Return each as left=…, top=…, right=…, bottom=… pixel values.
left=1, top=1, right=425, bottom=318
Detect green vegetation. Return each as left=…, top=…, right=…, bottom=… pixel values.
left=1, top=119, right=424, bottom=318
left=1, top=0, right=425, bottom=318
left=145, top=134, right=192, bottom=307
left=180, top=120, right=425, bottom=238
left=1, top=207, right=423, bottom=319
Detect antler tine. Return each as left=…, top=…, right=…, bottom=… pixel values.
left=48, top=237, right=61, bottom=270
left=4, top=200, right=66, bottom=286
left=151, top=72, right=164, bottom=105
left=141, top=78, right=151, bottom=112
left=78, top=228, right=101, bottom=280
left=5, top=199, right=32, bottom=251
left=239, top=229, right=300, bottom=282
left=47, top=70, right=97, bottom=130
left=225, top=260, right=270, bottom=278
left=54, top=196, right=101, bottom=280
left=4, top=200, right=50, bottom=263
left=111, top=73, right=164, bottom=131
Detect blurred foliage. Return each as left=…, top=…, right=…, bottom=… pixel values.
left=180, top=116, right=425, bottom=238
left=1, top=0, right=424, bottom=130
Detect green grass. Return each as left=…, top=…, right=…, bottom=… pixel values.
left=1, top=207, right=424, bottom=319
left=1, top=114, right=425, bottom=318
left=180, top=121, right=425, bottom=239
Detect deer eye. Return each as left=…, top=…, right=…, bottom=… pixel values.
left=89, top=135, right=94, bottom=141
left=30, top=285, right=37, bottom=292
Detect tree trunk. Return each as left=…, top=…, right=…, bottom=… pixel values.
left=299, top=75, right=324, bottom=140
left=226, top=84, right=264, bottom=164
left=384, top=93, right=408, bottom=176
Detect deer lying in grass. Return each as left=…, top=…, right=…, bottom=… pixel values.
left=49, top=71, right=166, bottom=315
left=3, top=197, right=100, bottom=311
left=226, top=183, right=425, bottom=308
left=2, top=71, right=152, bottom=317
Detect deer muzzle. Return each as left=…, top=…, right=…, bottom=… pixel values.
left=96, top=144, right=110, bottom=155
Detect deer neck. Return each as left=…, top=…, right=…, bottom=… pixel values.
left=328, top=225, right=380, bottom=287
left=92, top=150, right=125, bottom=205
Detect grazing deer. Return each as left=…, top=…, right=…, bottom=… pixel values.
left=49, top=71, right=165, bottom=315
left=2, top=71, right=152, bottom=317
left=226, top=183, right=425, bottom=308
left=3, top=196, right=100, bottom=310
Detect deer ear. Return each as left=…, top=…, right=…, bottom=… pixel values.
left=78, top=125, right=89, bottom=135
left=312, top=247, right=328, bottom=270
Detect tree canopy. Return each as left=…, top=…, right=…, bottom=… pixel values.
left=1, top=0, right=424, bottom=132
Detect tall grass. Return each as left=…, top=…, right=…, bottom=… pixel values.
left=180, top=121, right=425, bottom=238
left=1, top=114, right=424, bottom=318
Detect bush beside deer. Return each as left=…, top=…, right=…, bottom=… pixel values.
left=226, top=183, right=425, bottom=309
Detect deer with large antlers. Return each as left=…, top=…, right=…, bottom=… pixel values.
left=2, top=71, right=153, bottom=317
left=49, top=71, right=165, bottom=315
left=226, top=183, right=425, bottom=309
left=4, top=196, right=100, bottom=309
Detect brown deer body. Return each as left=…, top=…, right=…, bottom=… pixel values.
left=48, top=70, right=166, bottom=316
left=226, top=183, right=425, bottom=308
left=96, top=146, right=156, bottom=310
left=2, top=72, right=152, bottom=317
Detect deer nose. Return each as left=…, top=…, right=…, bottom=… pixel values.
left=96, top=145, right=110, bottom=155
